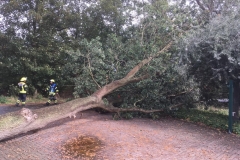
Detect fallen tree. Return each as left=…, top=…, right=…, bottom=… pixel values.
left=0, top=42, right=177, bottom=141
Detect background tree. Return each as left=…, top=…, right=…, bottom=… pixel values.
left=175, top=5, right=240, bottom=114
left=0, top=0, right=137, bottom=95
left=0, top=0, right=78, bottom=94
left=170, top=0, right=240, bottom=32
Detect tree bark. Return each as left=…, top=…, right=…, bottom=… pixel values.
left=0, top=42, right=172, bottom=141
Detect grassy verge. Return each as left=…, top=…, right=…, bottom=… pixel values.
left=172, top=107, right=240, bottom=135
left=0, top=95, right=65, bottom=105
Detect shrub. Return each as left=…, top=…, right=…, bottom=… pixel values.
left=0, top=96, right=7, bottom=104
left=233, top=122, right=240, bottom=134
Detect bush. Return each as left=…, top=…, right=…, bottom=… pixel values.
left=0, top=96, right=7, bottom=104
left=8, top=84, right=19, bottom=96
left=233, top=122, right=240, bottom=134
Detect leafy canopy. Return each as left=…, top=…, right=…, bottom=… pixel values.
left=176, top=5, right=240, bottom=100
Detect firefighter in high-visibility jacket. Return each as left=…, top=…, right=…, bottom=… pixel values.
left=16, top=77, right=28, bottom=106
left=46, top=79, right=59, bottom=105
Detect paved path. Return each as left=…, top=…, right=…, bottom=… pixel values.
left=0, top=106, right=239, bottom=160
left=0, top=105, right=21, bottom=115
left=0, top=104, right=45, bottom=115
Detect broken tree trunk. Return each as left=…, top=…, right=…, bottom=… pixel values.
left=0, top=96, right=100, bottom=141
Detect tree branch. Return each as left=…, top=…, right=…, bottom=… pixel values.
left=167, top=88, right=193, bottom=98
left=87, top=54, right=101, bottom=89
left=97, top=102, right=184, bottom=114
left=92, top=42, right=172, bottom=99
left=196, top=0, right=206, bottom=11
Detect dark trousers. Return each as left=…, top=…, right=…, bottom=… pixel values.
left=47, top=94, right=57, bottom=104
left=16, top=93, right=27, bottom=106
left=49, top=95, right=57, bottom=101
left=18, top=93, right=26, bottom=102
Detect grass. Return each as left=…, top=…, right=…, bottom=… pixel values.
left=0, top=95, right=65, bottom=105
left=1, top=96, right=47, bottom=104
left=0, top=96, right=7, bottom=104
left=172, top=106, right=240, bottom=135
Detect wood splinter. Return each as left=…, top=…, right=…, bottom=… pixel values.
left=20, top=108, right=38, bottom=122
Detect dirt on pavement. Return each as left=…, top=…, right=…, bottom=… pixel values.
left=0, top=104, right=240, bottom=160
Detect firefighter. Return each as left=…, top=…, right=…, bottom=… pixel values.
left=46, top=79, right=59, bottom=105
left=16, top=77, right=28, bottom=107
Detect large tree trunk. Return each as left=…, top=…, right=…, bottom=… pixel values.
left=0, top=42, right=172, bottom=141
left=0, top=96, right=99, bottom=141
